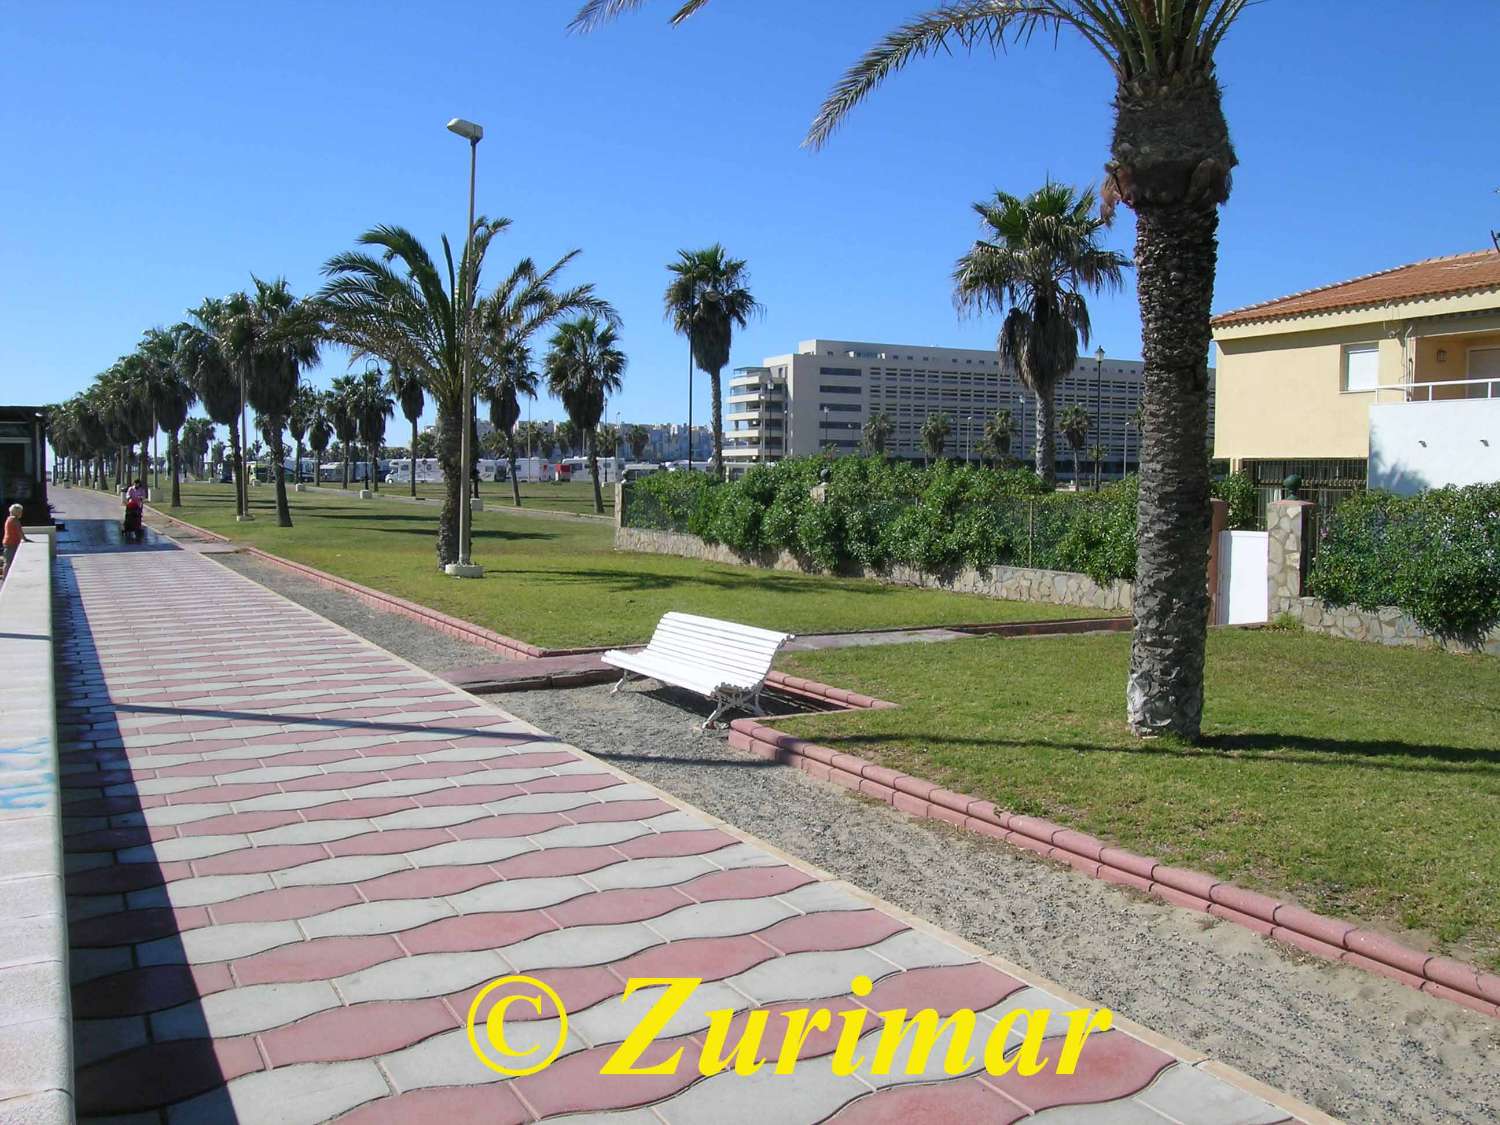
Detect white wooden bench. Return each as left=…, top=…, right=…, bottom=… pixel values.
left=602, top=612, right=794, bottom=729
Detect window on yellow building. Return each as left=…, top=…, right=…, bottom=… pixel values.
left=1342, top=344, right=1379, bottom=393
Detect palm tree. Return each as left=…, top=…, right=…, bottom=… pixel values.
left=386, top=361, right=424, bottom=498
left=139, top=327, right=197, bottom=508
left=862, top=410, right=893, bottom=457
left=982, top=408, right=1014, bottom=467
left=1088, top=442, right=1108, bottom=488
left=514, top=420, right=546, bottom=464
left=321, top=220, right=604, bottom=567
left=287, top=383, right=320, bottom=486
left=545, top=315, right=626, bottom=514
left=556, top=420, right=578, bottom=458
left=572, top=0, right=1250, bottom=739
left=180, top=297, right=249, bottom=517
left=482, top=341, right=537, bottom=508
left=327, top=375, right=360, bottom=488
left=954, top=183, right=1127, bottom=486
left=307, top=400, right=332, bottom=480
left=920, top=412, right=951, bottom=465
left=663, top=245, right=760, bottom=481
left=626, top=424, right=650, bottom=460
left=181, top=417, right=214, bottom=479
left=596, top=423, right=621, bottom=460
left=1059, top=404, right=1091, bottom=486
left=353, top=369, right=393, bottom=494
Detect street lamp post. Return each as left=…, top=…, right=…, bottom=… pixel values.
left=446, top=116, right=484, bottom=578
left=820, top=404, right=828, bottom=454
left=1093, top=346, right=1105, bottom=490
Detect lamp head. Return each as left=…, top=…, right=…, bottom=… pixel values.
left=446, top=118, right=484, bottom=142
left=1095, top=346, right=1106, bottom=363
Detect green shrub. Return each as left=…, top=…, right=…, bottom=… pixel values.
left=1211, top=470, right=1258, bottom=530
left=622, top=456, right=1142, bottom=585
left=1308, top=483, right=1500, bottom=637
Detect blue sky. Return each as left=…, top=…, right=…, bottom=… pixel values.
left=3, top=1, right=1498, bottom=431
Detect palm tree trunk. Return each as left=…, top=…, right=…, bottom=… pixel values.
left=1033, top=387, right=1056, bottom=486
left=589, top=432, right=603, bottom=515
left=294, top=439, right=303, bottom=485
left=508, top=435, right=521, bottom=508
left=410, top=417, right=419, bottom=499
left=1126, top=200, right=1218, bottom=740
left=342, top=446, right=349, bottom=489
left=229, top=428, right=244, bottom=515
left=169, top=429, right=182, bottom=508
left=435, top=406, right=462, bottom=567
left=270, top=426, right=293, bottom=527
left=710, top=367, right=724, bottom=481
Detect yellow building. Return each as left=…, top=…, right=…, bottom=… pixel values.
left=1212, top=250, right=1500, bottom=496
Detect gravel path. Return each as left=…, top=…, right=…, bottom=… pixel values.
left=212, top=549, right=1500, bottom=1124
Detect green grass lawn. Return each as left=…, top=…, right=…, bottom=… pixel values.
left=161, top=483, right=1104, bottom=648
left=777, top=628, right=1500, bottom=968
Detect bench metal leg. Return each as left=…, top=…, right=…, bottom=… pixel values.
left=611, top=670, right=634, bottom=695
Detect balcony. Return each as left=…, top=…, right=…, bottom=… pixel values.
left=1369, top=374, right=1500, bottom=494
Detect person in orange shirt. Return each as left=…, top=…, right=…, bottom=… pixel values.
left=3, top=503, right=27, bottom=578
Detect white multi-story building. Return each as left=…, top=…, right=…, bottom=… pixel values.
left=725, top=338, right=1215, bottom=478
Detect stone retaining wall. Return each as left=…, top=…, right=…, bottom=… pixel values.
left=0, top=541, right=72, bottom=1122
left=1266, top=499, right=1500, bottom=655
left=613, top=526, right=1133, bottom=613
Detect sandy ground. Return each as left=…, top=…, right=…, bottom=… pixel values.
left=212, top=549, right=1500, bottom=1124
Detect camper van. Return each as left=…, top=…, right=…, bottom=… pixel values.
left=386, top=458, right=442, bottom=485
left=558, top=457, right=624, bottom=484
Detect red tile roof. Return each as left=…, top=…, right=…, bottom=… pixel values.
left=1212, top=249, right=1500, bottom=328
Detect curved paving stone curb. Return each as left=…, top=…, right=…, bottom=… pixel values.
left=728, top=717, right=1500, bottom=1021
left=0, top=541, right=75, bottom=1122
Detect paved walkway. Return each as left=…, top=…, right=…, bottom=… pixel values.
left=51, top=491, right=1315, bottom=1123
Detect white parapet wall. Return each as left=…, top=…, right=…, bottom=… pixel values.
left=0, top=541, right=73, bottom=1122
left=1369, top=398, right=1500, bottom=494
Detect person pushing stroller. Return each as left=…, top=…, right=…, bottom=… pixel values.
left=123, top=479, right=147, bottom=542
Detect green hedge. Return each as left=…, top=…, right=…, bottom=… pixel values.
left=625, top=457, right=1141, bottom=586
left=1307, top=483, right=1500, bottom=637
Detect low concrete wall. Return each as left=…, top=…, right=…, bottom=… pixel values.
left=0, top=542, right=72, bottom=1122
left=1278, top=595, right=1500, bottom=656
left=614, top=525, right=1133, bottom=613
left=1266, top=498, right=1500, bottom=655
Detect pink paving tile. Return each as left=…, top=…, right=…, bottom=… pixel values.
left=191, top=844, right=331, bottom=876
left=399, top=911, right=557, bottom=956
left=300, top=796, right=420, bottom=821
left=517, top=774, right=619, bottom=794
left=490, top=845, right=628, bottom=880
left=279, top=771, right=393, bottom=792
left=829, top=1078, right=1027, bottom=1124
left=75, top=1036, right=265, bottom=1116
left=166, top=782, right=283, bottom=803
left=334, top=1084, right=529, bottom=1125
left=174, top=810, right=304, bottom=836
left=71, top=963, right=235, bottom=1018
left=209, top=884, right=364, bottom=925
left=326, top=827, right=456, bottom=856
left=413, top=783, right=523, bottom=806
left=514, top=1034, right=700, bottom=1118
left=615, top=829, right=738, bottom=858
left=860, top=961, right=1027, bottom=1016
left=547, top=885, right=693, bottom=927
left=232, top=934, right=406, bottom=986
left=383, top=761, right=491, bottom=781
left=259, top=997, right=459, bottom=1067
left=756, top=909, right=911, bottom=956
left=616, top=933, right=777, bottom=984
left=564, top=797, right=677, bottom=824
left=453, top=964, right=622, bottom=1024
left=988, top=1031, right=1175, bottom=1111
left=675, top=864, right=817, bottom=904
left=448, top=812, right=567, bottom=840
left=361, top=865, right=499, bottom=901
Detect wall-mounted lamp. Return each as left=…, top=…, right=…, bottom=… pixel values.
left=1483, top=439, right=1491, bottom=447
left=1418, top=440, right=1427, bottom=447
left=1436, top=348, right=1448, bottom=363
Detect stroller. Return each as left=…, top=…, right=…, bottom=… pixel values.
left=122, top=500, right=145, bottom=543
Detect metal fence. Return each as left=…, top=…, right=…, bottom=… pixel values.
left=1239, top=458, right=1366, bottom=575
